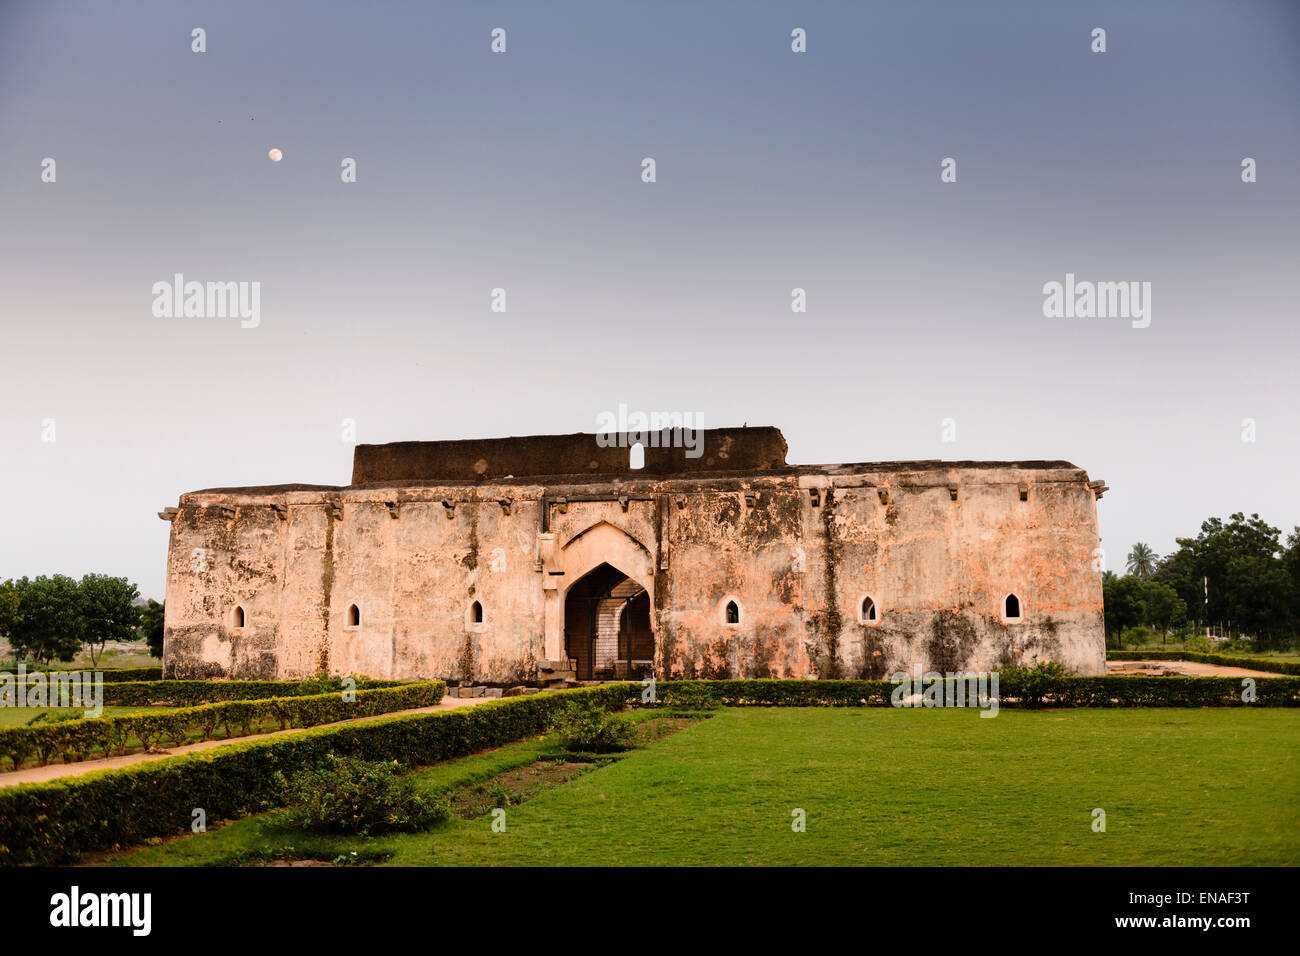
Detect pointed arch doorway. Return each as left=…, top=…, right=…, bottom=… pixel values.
left=564, top=563, right=653, bottom=680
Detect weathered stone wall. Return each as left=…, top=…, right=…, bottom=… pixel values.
left=162, top=454, right=1106, bottom=681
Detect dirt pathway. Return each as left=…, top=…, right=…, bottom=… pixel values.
left=1106, top=660, right=1281, bottom=678
left=0, top=694, right=493, bottom=789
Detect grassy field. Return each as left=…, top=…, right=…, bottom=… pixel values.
left=109, top=707, right=1299, bottom=867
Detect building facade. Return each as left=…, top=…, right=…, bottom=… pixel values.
left=159, top=427, right=1108, bottom=682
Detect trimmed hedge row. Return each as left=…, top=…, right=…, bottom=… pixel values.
left=1107, top=650, right=1300, bottom=675
left=97, top=677, right=406, bottom=707
left=0, top=683, right=633, bottom=866
left=654, top=676, right=1300, bottom=708
left=14, top=666, right=163, bottom=683
left=0, top=681, right=446, bottom=771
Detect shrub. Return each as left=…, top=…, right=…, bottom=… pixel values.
left=24, top=711, right=83, bottom=727
left=652, top=676, right=1299, bottom=708
left=999, top=656, right=1070, bottom=708
left=657, top=683, right=720, bottom=711
left=550, top=702, right=637, bottom=753
left=277, top=755, right=449, bottom=836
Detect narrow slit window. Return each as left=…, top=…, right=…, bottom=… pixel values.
left=232, top=606, right=245, bottom=629
left=725, top=600, right=739, bottom=624
left=472, top=600, right=483, bottom=624
left=347, top=604, right=360, bottom=627
left=1004, top=593, right=1021, bottom=620
left=862, top=597, right=877, bottom=622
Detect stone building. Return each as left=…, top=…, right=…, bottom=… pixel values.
left=159, top=427, right=1108, bottom=683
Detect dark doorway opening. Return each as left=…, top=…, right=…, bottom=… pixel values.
left=564, top=563, right=653, bottom=681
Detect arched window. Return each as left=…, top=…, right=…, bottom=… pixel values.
left=1004, top=593, right=1022, bottom=621
left=725, top=600, right=740, bottom=625
left=861, top=597, right=877, bottom=623
left=347, top=604, right=360, bottom=628
left=471, top=600, right=484, bottom=624
left=629, top=442, right=645, bottom=470
left=232, top=605, right=245, bottom=629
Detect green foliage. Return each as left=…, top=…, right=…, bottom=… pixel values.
left=656, top=682, right=720, bottom=711
left=0, top=683, right=633, bottom=865
left=2, top=575, right=85, bottom=664
left=277, top=756, right=449, bottom=836
left=999, top=657, right=1070, bottom=708
left=0, top=583, right=19, bottom=648
left=95, top=676, right=403, bottom=707
left=0, top=681, right=446, bottom=771
left=139, top=600, right=165, bottom=658
left=1126, top=542, right=1157, bottom=580
left=25, top=711, right=83, bottom=727
left=1103, top=574, right=1146, bottom=645
left=1141, top=580, right=1187, bottom=639
left=1, top=575, right=149, bottom=666
left=550, top=701, right=636, bottom=753
left=652, top=676, right=1299, bottom=708
left=1160, top=513, right=1298, bottom=648
left=77, top=574, right=141, bottom=667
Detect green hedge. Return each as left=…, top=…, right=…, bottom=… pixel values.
left=0, top=681, right=446, bottom=771
left=15, top=666, right=164, bottom=683
left=654, top=676, right=1300, bottom=708
left=98, top=677, right=405, bottom=707
left=1106, top=651, right=1300, bottom=676
left=0, top=683, right=633, bottom=866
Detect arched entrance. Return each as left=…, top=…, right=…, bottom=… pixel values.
left=564, top=563, right=653, bottom=680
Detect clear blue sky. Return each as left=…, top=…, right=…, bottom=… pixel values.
left=1, top=0, right=1297, bottom=598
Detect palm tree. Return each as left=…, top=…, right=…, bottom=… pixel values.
left=1126, top=542, right=1157, bottom=580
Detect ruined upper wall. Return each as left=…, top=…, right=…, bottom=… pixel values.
left=350, top=427, right=790, bottom=484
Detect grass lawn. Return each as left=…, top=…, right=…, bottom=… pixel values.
left=107, top=707, right=1299, bottom=867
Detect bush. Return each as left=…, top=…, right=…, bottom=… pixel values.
left=1125, top=626, right=1158, bottom=646
left=0, top=683, right=635, bottom=866
left=652, top=676, right=1300, bottom=708
left=24, top=711, right=83, bottom=727
left=278, top=755, right=449, bottom=836
left=551, top=702, right=637, bottom=753
left=999, top=657, right=1069, bottom=708
left=656, top=682, right=720, bottom=711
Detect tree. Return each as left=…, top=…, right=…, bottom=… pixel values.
left=0, top=580, right=22, bottom=664
left=140, top=599, right=165, bottom=658
left=1166, top=513, right=1294, bottom=646
left=5, top=575, right=85, bottom=665
left=1152, top=548, right=1203, bottom=628
left=1142, top=580, right=1187, bottom=642
left=79, top=574, right=141, bottom=667
left=1103, top=574, right=1146, bottom=647
left=1126, top=542, right=1158, bottom=581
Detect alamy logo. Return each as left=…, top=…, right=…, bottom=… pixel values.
left=151, top=273, right=260, bottom=328
left=595, top=404, right=704, bottom=459
left=1042, top=273, right=1151, bottom=328
left=49, top=886, right=151, bottom=936
left=890, top=666, right=1000, bottom=717
left=0, top=666, right=103, bottom=717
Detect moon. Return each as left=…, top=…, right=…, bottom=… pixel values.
left=268, top=148, right=282, bottom=162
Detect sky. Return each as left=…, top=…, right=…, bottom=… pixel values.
left=1, top=0, right=1297, bottom=600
